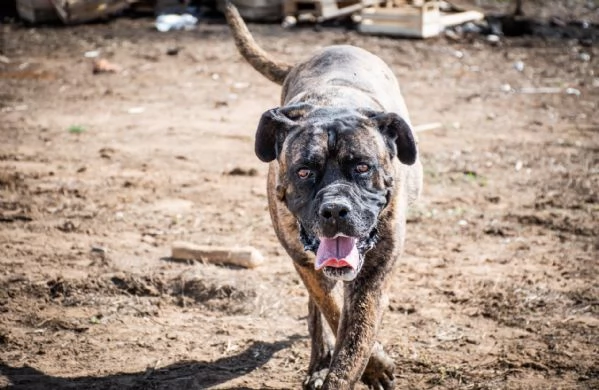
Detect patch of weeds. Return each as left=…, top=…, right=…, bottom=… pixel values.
left=68, top=125, right=86, bottom=134
left=427, top=364, right=467, bottom=387
left=463, top=170, right=488, bottom=187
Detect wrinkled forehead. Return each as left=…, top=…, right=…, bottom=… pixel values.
left=284, top=119, right=387, bottom=165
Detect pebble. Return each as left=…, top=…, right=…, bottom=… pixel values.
left=84, top=50, right=100, bottom=58
left=515, top=160, right=523, bottom=171
left=127, top=107, right=145, bottom=114
left=513, top=61, right=525, bottom=72
left=486, top=34, right=500, bottom=44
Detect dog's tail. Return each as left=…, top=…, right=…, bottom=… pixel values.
left=223, top=1, right=292, bottom=85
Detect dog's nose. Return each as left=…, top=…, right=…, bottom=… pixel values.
left=319, top=202, right=350, bottom=222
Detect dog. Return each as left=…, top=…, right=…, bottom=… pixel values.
left=224, top=3, right=423, bottom=389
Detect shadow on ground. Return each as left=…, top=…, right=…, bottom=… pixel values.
left=0, top=337, right=302, bottom=389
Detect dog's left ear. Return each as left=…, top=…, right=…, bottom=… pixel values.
left=255, top=103, right=314, bottom=162
left=362, top=111, right=417, bottom=165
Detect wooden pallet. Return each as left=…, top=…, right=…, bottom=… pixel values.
left=358, top=1, right=484, bottom=38
left=284, top=0, right=381, bottom=23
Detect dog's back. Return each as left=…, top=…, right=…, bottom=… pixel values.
left=281, top=45, right=411, bottom=122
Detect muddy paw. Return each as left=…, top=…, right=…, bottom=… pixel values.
left=361, top=344, right=395, bottom=390
left=303, top=368, right=329, bottom=390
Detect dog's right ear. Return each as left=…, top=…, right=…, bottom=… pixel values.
left=255, top=103, right=314, bottom=162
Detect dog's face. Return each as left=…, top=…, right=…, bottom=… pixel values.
left=255, top=104, right=417, bottom=281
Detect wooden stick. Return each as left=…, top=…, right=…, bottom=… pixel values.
left=414, top=122, right=443, bottom=132
left=171, top=241, right=264, bottom=269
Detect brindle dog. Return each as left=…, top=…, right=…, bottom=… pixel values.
left=224, top=3, right=423, bottom=389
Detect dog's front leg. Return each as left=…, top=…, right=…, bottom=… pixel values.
left=293, top=262, right=340, bottom=389
left=323, top=278, right=393, bottom=390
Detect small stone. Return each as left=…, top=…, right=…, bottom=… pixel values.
left=91, top=246, right=107, bottom=254
left=84, top=50, right=100, bottom=58
left=515, top=160, right=523, bottom=171
left=513, top=61, right=525, bottom=72
left=127, top=107, right=145, bottom=114
left=487, top=34, right=500, bottom=44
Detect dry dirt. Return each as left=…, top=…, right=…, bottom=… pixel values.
left=0, top=5, right=598, bottom=390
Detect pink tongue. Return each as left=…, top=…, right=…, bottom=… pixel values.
left=315, top=236, right=359, bottom=270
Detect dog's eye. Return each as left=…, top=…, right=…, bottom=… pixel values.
left=355, top=163, right=370, bottom=174
left=297, top=168, right=312, bottom=179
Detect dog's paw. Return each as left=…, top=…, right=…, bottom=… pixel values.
left=303, top=368, right=329, bottom=390
left=361, top=344, right=395, bottom=390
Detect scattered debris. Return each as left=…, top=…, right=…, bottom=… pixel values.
left=155, top=13, right=197, bottom=32
left=486, top=34, right=501, bottom=44
left=0, top=212, right=33, bottom=223
left=57, top=220, right=77, bottom=232
left=53, top=0, right=130, bottom=24
left=166, top=47, right=181, bottom=56
left=127, top=107, right=145, bottom=114
left=357, top=1, right=484, bottom=39
left=284, top=0, right=380, bottom=25
left=91, top=245, right=107, bottom=254
left=17, top=0, right=130, bottom=24
left=517, top=87, right=581, bottom=96
left=513, top=60, right=525, bottom=72
left=232, top=81, right=250, bottom=90
left=92, top=58, right=121, bottom=74
left=413, top=122, right=443, bottom=133
left=99, top=147, right=116, bottom=159
left=171, top=241, right=265, bottom=269
left=227, top=167, right=258, bottom=176
left=84, top=50, right=100, bottom=58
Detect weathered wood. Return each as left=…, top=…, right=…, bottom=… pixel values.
left=171, top=241, right=265, bottom=269
left=283, top=0, right=381, bottom=23
left=358, top=1, right=484, bottom=39
left=51, top=0, right=131, bottom=24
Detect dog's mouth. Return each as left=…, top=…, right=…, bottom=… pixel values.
left=299, top=225, right=379, bottom=281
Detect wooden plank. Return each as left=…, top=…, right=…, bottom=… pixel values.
left=358, top=1, right=484, bottom=39
left=51, top=0, right=131, bottom=24
left=358, top=21, right=440, bottom=38
left=284, top=0, right=382, bottom=22
left=440, top=10, right=484, bottom=27
left=171, top=241, right=265, bottom=269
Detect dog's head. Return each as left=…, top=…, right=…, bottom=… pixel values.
left=255, top=103, right=417, bottom=281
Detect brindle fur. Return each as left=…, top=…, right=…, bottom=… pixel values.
left=224, top=3, right=423, bottom=389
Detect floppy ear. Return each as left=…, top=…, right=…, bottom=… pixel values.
left=361, top=111, right=417, bottom=165
left=255, top=103, right=314, bottom=162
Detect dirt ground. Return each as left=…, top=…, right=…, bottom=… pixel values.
left=0, top=2, right=597, bottom=389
